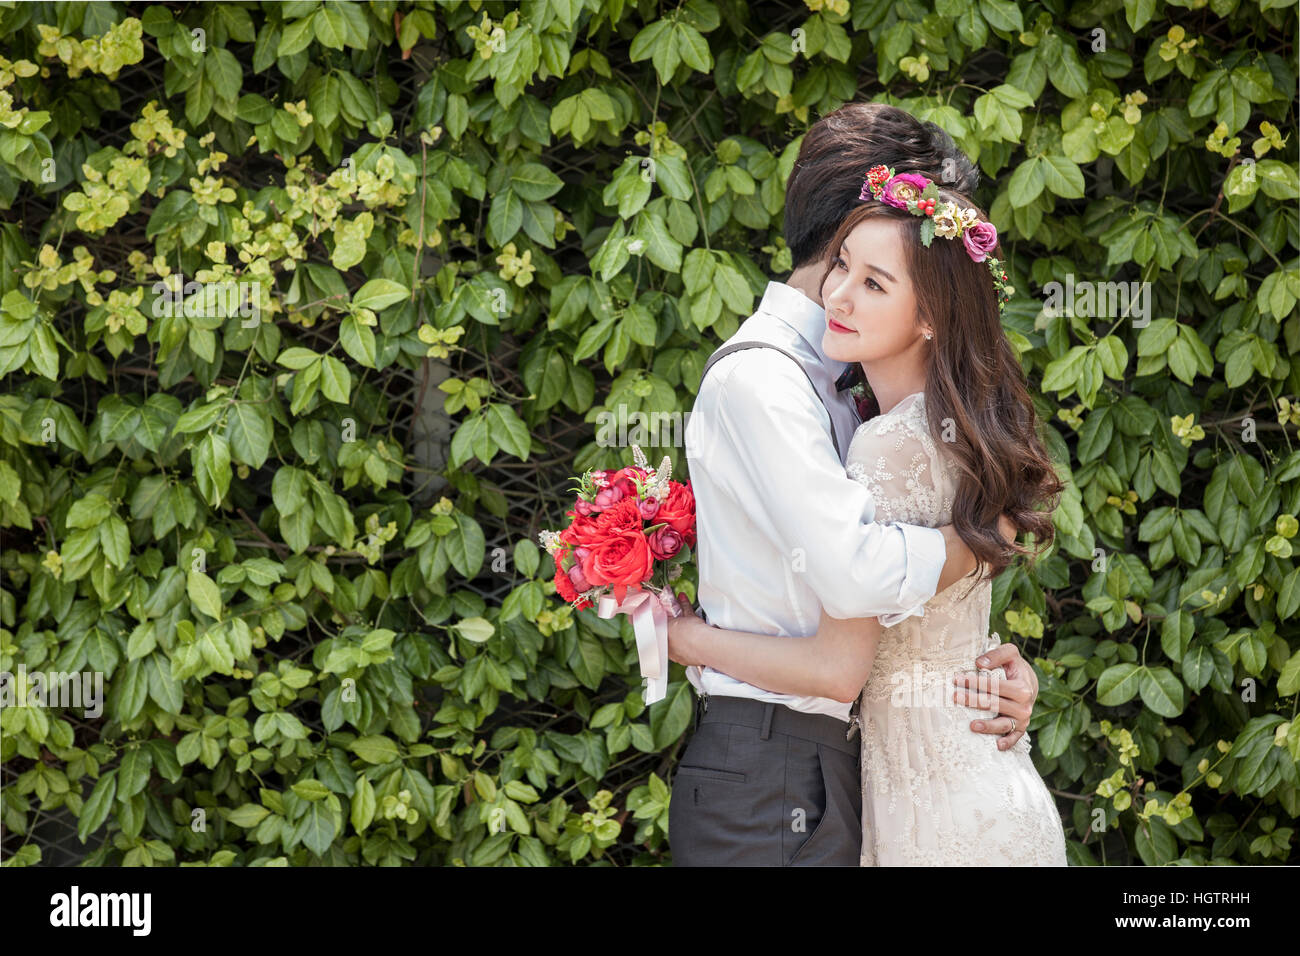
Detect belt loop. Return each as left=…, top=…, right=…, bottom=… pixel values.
left=759, top=702, right=775, bottom=740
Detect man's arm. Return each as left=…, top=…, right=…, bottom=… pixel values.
left=935, top=525, right=977, bottom=592
left=667, top=598, right=881, bottom=703
left=699, top=353, right=973, bottom=621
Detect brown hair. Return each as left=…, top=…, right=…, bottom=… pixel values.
left=784, top=103, right=979, bottom=269
left=821, top=193, right=1064, bottom=582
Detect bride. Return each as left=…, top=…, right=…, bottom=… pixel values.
left=667, top=168, right=1068, bottom=866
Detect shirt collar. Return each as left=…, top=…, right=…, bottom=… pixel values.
left=755, top=281, right=848, bottom=378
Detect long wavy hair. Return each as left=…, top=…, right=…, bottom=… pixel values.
left=822, top=191, right=1064, bottom=583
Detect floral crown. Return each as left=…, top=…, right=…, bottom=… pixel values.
left=860, top=165, right=1014, bottom=314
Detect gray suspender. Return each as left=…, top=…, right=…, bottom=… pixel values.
left=698, top=341, right=844, bottom=461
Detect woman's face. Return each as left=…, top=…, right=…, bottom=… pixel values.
left=820, top=218, right=928, bottom=365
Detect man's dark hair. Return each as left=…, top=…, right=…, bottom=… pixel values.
left=783, top=103, right=979, bottom=269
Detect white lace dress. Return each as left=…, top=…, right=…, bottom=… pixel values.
left=846, top=391, right=1067, bottom=867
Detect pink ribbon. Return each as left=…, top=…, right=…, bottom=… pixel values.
left=596, top=587, right=678, bottom=704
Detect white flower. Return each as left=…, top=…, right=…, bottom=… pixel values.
left=932, top=202, right=960, bottom=238
left=537, top=530, right=562, bottom=555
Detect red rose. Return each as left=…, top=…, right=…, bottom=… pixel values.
left=647, top=526, right=683, bottom=560
left=594, top=498, right=643, bottom=535
left=609, top=466, right=649, bottom=497
left=657, top=481, right=696, bottom=545
left=581, top=528, right=653, bottom=587
left=562, top=513, right=603, bottom=548
left=554, top=567, right=579, bottom=603
left=612, top=466, right=649, bottom=483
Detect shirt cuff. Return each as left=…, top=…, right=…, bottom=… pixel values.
left=877, top=523, right=945, bottom=627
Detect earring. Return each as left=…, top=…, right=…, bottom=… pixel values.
left=924, top=332, right=933, bottom=341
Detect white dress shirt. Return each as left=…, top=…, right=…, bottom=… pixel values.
left=684, top=281, right=947, bottom=721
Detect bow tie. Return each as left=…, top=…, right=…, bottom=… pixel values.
left=834, top=366, right=857, bottom=392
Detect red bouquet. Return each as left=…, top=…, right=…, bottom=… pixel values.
left=538, top=446, right=695, bottom=702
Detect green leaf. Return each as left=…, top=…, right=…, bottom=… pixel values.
left=1278, top=649, right=1300, bottom=697
left=980, top=0, right=1025, bottom=33
left=350, top=735, right=400, bottom=764
left=1007, top=157, right=1045, bottom=207
left=351, top=776, right=376, bottom=832
left=650, top=680, right=693, bottom=748
left=514, top=538, right=540, bottom=577
left=1277, top=568, right=1300, bottom=621
left=77, top=771, right=117, bottom=843
left=205, top=48, right=241, bottom=102
left=1035, top=707, right=1077, bottom=759
left=1256, top=159, right=1299, bottom=200
left=339, top=316, right=377, bottom=368
left=489, top=189, right=523, bottom=242
left=228, top=803, right=270, bottom=828
left=226, top=403, right=272, bottom=468
left=319, top=356, right=351, bottom=403
left=1097, top=662, right=1142, bottom=705
left=454, top=616, right=494, bottom=643
left=1040, top=155, right=1086, bottom=198
left=277, top=347, right=320, bottom=370
left=1139, top=666, right=1184, bottom=717
left=511, top=162, right=563, bottom=201
left=1182, top=644, right=1218, bottom=693
left=445, top=512, right=486, bottom=577
left=351, top=278, right=409, bottom=311
left=194, top=433, right=232, bottom=508
left=291, top=778, right=331, bottom=801
left=187, top=570, right=223, bottom=620
left=313, top=6, right=347, bottom=49
left=1124, top=0, right=1157, bottom=30
left=450, top=412, right=494, bottom=467
left=485, top=404, right=530, bottom=460
left=294, top=801, right=337, bottom=856
left=67, top=493, right=112, bottom=529
left=29, top=323, right=58, bottom=379
left=278, top=15, right=317, bottom=57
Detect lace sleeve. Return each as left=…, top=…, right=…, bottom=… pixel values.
left=844, top=393, right=954, bottom=529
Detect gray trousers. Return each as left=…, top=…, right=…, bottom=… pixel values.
left=669, top=695, right=863, bottom=866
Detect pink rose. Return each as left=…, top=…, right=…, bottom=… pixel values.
left=574, top=499, right=597, bottom=517
left=568, top=562, right=592, bottom=592
left=880, top=173, right=931, bottom=209
left=593, top=484, right=626, bottom=509
left=647, top=526, right=683, bottom=560
left=962, top=221, right=998, bottom=262
left=638, top=496, right=660, bottom=521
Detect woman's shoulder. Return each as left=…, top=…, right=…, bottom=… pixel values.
left=851, top=391, right=929, bottom=444
left=847, top=391, right=950, bottom=478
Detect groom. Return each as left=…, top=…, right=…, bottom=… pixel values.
left=669, top=104, right=1041, bottom=866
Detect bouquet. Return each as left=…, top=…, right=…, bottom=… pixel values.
left=538, top=446, right=695, bottom=703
